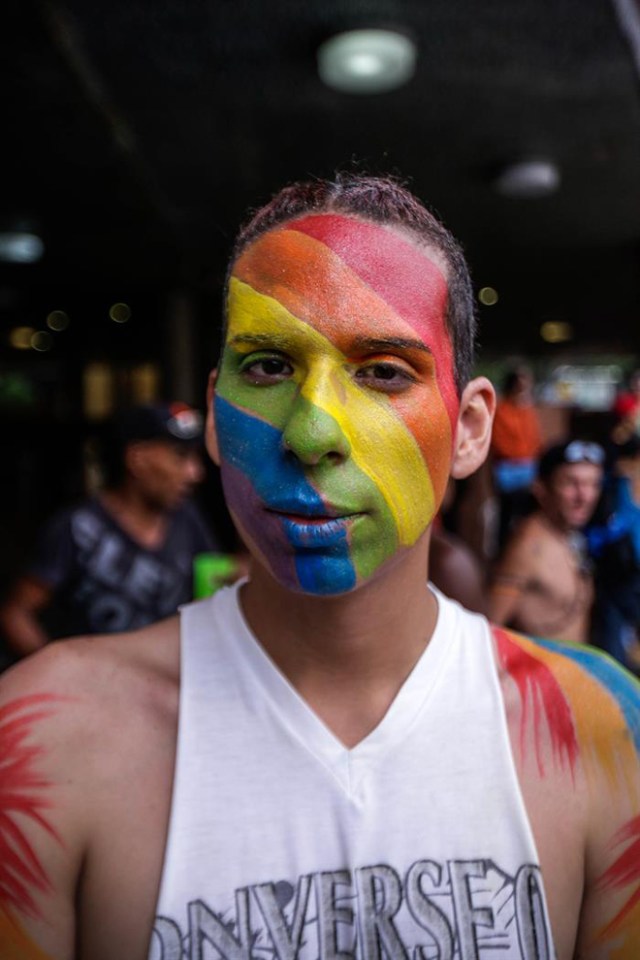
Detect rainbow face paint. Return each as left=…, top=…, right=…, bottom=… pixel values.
left=215, top=214, right=457, bottom=595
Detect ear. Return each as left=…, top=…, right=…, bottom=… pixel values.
left=205, top=368, right=220, bottom=466
left=450, top=376, right=496, bottom=480
left=123, top=441, right=151, bottom=480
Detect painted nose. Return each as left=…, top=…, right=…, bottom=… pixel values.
left=281, top=392, right=350, bottom=466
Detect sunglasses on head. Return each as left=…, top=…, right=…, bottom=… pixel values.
left=563, top=440, right=605, bottom=465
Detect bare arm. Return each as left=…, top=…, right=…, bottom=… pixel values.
left=0, top=577, right=53, bottom=657
left=0, top=648, right=87, bottom=959
left=576, top=664, right=640, bottom=959
left=492, top=625, right=640, bottom=958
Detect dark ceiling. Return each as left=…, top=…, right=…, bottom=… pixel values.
left=3, top=0, right=640, bottom=358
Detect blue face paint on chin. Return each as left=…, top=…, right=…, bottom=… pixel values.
left=215, top=395, right=356, bottom=594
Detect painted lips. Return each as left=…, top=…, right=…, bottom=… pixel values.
left=265, top=506, right=364, bottom=548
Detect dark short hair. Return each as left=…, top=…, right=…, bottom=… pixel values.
left=613, top=435, right=640, bottom=460
left=224, top=173, right=477, bottom=394
left=537, top=439, right=605, bottom=483
left=501, top=366, right=531, bottom=396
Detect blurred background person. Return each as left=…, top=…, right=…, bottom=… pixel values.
left=0, top=402, right=217, bottom=658
left=488, top=439, right=604, bottom=643
left=587, top=436, right=640, bottom=674
left=611, top=368, right=640, bottom=444
left=490, top=365, right=543, bottom=549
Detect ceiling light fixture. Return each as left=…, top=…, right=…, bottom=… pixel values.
left=494, top=160, right=561, bottom=199
left=109, top=302, right=131, bottom=323
left=31, top=331, right=53, bottom=352
left=317, top=29, right=417, bottom=94
left=9, top=326, right=35, bottom=350
left=478, top=287, right=499, bottom=306
left=0, top=231, right=44, bottom=264
left=540, top=321, right=573, bottom=343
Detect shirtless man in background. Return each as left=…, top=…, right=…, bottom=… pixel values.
left=489, top=439, right=604, bottom=642
left=0, top=177, right=638, bottom=960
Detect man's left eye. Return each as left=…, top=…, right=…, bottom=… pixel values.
left=354, top=363, right=415, bottom=392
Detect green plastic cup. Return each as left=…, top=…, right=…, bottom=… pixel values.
left=193, top=553, right=238, bottom=599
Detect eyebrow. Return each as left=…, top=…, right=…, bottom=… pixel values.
left=228, top=333, right=432, bottom=355
left=228, top=334, right=293, bottom=349
left=350, top=336, right=432, bottom=354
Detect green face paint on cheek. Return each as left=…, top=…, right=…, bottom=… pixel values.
left=217, top=352, right=401, bottom=585
left=216, top=215, right=455, bottom=594
left=223, top=278, right=438, bottom=546
left=217, top=346, right=300, bottom=426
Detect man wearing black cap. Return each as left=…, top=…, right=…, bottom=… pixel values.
left=489, top=439, right=604, bottom=643
left=0, top=402, right=216, bottom=656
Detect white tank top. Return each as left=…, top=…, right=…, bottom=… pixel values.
left=150, top=583, right=555, bottom=960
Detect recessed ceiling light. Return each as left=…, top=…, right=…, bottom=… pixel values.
left=0, top=232, right=44, bottom=263
left=494, top=160, right=561, bottom=198
left=9, top=326, right=34, bottom=350
left=31, top=330, right=53, bottom=352
left=318, top=29, right=417, bottom=94
left=478, top=286, right=499, bottom=306
left=47, top=310, right=70, bottom=331
left=540, top=321, right=573, bottom=343
left=109, top=302, right=131, bottom=323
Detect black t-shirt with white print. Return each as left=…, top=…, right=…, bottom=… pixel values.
left=28, top=496, right=216, bottom=637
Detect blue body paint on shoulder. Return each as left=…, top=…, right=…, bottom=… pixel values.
left=534, top=636, right=640, bottom=755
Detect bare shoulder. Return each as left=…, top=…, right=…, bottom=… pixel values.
left=490, top=624, right=640, bottom=958
left=495, top=515, right=547, bottom=572
left=0, top=620, right=180, bottom=959
left=491, top=625, right=639, bottom=788
left=0, top=615, right=181, bottom=853
left=0, top=616, right=180, bottom=734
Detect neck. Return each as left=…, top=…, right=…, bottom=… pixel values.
left=239, top=538, right=437, bottom=747
left=101, top=485, right=168, bottom=547
left=535, top=509, right=574, bottom=539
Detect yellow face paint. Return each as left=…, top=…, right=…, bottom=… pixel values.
left=226, top=277, right=435, bottom=546
left=215, top=215, right=456, bottom=594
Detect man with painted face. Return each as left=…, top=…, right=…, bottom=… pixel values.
left=0, top=175, right=638, bottom=960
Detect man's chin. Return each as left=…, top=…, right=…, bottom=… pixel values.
left=566, top=512, right=591, bottom=529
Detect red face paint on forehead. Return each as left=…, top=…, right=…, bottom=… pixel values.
left=233, top=213, right=459, bottom=429
left=288, top=215, right=457, bottom=423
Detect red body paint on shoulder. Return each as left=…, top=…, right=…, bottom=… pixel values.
left=492, top=626, right=579, bottom=778
left=0, top=695, right=64, bottom=919
left=595, top=815, right=640, bottom=941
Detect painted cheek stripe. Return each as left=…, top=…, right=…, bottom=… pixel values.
left=290, top=214, right=458, bottom=431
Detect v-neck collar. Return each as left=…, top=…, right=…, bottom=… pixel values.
left=216, top=582, right=456, bottom=796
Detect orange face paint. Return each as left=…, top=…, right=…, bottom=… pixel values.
left=216, top=214, right=457, bottom=594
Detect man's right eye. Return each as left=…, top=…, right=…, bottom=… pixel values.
left=239, top=355, right=293, bottom=384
